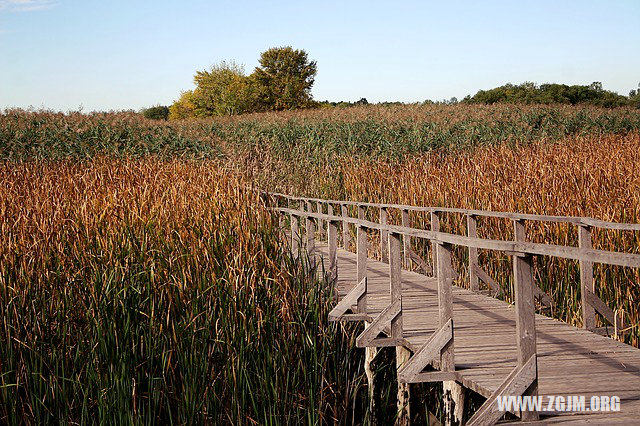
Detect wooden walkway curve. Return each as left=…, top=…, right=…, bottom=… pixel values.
left=268, top=193, right=640, bottom=425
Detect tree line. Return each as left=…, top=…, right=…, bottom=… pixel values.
left=141, top=49, right=639, bottom=120
left=163, top=46, right=316, bottom=120
left=462, top=81, right=640, bottom=108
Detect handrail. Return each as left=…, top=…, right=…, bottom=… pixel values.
left=265, top=193, right=640, bottom=424
left=273, top=207, right=640, bottom=268
left=270, top=192, right=640, bottom=232
left=270, top=192, right=635, bottom=424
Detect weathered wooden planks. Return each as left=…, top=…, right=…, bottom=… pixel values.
left=318, top=242, right=640, bottom=424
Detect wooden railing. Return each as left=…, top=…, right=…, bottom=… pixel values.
left=267, top=192, right=640, bottom=424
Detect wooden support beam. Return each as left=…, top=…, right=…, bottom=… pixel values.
left=583, top=286, right=616, bottom=326
left=316, top=201, right=326, bottom=239
left=364, top=325, right=378, bottom=422
left=328, top=219, right=338, bottom=288
left=467, top=214, right=480, bottom=292
left=408, top=249, right=432, bottom=275
left=473, top=264, right=501, bottom=296
left=397, top=319, right=453, bottom=383
left=579, top=224, right=596, bottom=331
left=396, top=346, right=411, bottom=426
left=436, top=241, right=463, bottom=426
left=412, top=371, right=459, bottom=383
left=357, top=225, right=368, bottom=314
left=327, top=203, right=334, bottom=224
left=402, top=209, right=411, bottom=269
left=290, top=213, right=300, bottom=255
left=328, top=277, right=367, bottom=321
left=356, top=301, right=402, bottom=347
left=380, top=207, right=389, bottom=263
left=436, top=242, right=455, bottom=370
left=513, top=219, right=539, bottom=422
left=389, top=232, right=403, bottom=338
left=341, top=203, right=351, bottom=251
left=358, top=204, right=365, bottom=220
left=306, top=204, right=316, bottom=269
left=467, top=355, right=537, bottom=426
left=431, top=211, right=440, bottom=277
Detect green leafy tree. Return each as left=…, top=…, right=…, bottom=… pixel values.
left=142, top=105, right=169, bottom=120
left=252, top=47, right=317, bottom=111
left=192, top=61, right=256, bottom=116
left=464, top=81, right=629, bottom=107
left=169, top=90, right=198, bottom=120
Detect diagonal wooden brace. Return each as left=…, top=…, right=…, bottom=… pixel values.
left=408, top=249, right=433, bottom=275
left=466, top=355, right=537, bottom=426
left=355, top=300, right=402, bottom=348
left=583, top=286, right=615, bottom=326
left=328, top=277, right=368, bottom=322
left=474, top=264, right=501, bottom=296
left=397, top=319, right=453, bottom=383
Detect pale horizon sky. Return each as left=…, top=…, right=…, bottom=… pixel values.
left=1, top=0, right=639, bottom=112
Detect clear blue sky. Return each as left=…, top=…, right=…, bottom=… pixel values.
left=1, top=0, right=639, bottom=111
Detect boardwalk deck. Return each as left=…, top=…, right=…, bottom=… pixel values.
left=270, top=193, right=640, bottom=424
left=316, top=242, right=640, bottom=424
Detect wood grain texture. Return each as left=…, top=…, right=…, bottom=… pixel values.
left=380, top=207, right=389, bottom=263
left=467, top=214, right=479, bottom=292
left=513, top=219, right=539, bottom=421
left=276, top=191, right=640, bottom=425
left=579, top=224, right=596, bottom=331
left=314, top=242, right=640, bottom=424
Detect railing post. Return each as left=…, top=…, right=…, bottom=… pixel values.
left=431, top=211, right=440, bottom=277
left=390, top=232, right=409, bottom=423
left=513, top=219, right=539, bottom=422
left=341, top=203, right=351, bottom=251
left=436, top=241, right=463, bottom=425
left=306, top=201, right=316, bottom=269
left=389, top=232, right=403, bottom=337
left=467, top=214, right=479, bottom=291
left=357, top=224, right=368, bottom=314
left=402, top=209, right=411, bottom=269
left=328, top=219, right=338, bottom=287
left=316, top=201, right=326, bottom=240
left=579, top=224, right=596, bottom=331
left=291, top=213, right=300, bottom=255
left=380, top=207, right=389, bottom=263
left=327, top=203, right=334, bottom=242
left=358, top=204, right=365, bottom=221
left=359, top=222, right=377, bottom=416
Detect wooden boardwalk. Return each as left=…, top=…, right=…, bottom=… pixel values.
left=270, top=193, right=640, bottom=424
left=319, top=242, right=640, bottom=424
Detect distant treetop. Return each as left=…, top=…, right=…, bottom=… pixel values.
left=463, top=81, right=637, bottom=108
left=168, top=47, right=317, bottom=120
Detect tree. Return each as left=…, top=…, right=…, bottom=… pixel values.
left=463, top=81, right=629, bottom=107
left=252, top=47, right=317, bottom=111
left=142, top=105, right=169, bottom=120
left=169, top=90, right=198, bottom=120
left=192, top=61, right=256, bottom=116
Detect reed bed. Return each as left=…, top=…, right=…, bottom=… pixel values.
left=0, top=158, right=371, bottom=424
left=1, top=104, right=639, bottom=423
left=289, top=133, right=640, bottom=347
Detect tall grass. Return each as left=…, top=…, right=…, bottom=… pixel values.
left=0, top=158, right=370, bottom=424
left=287, top=133, right=640, bottom=347
left=1, top=104, right=639, bottom=423
left=3, top=104, right=640, bottom=161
